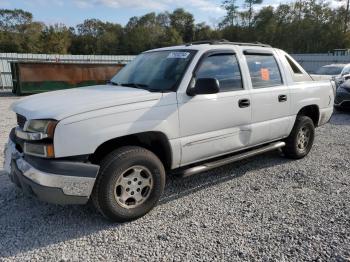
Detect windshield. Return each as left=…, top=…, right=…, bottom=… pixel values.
left=315, top=65, right=344, bottom=75
left=111, top=50, right=196, bottom=91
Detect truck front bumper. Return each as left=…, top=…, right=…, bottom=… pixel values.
left=3, top=138, right=99, bottom=205
left=335, top=86, right=350, bottom=109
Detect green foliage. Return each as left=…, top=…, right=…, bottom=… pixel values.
left=0, top=2, right=350, bottom=55
left=41, top=24, right=71, bottom=54
left=220, top=0, right=239, bottom=27
left=244, top=0, right=263, bottom=27
left=169, top=8, right=195, bottom=42
left=0, top=9, right=32, bottom=31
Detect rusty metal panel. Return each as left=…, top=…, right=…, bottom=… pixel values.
left=0, top=53, right=135, bottom=90
left=12, top=62, right=125, bottom=95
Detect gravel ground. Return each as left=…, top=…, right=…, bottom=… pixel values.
left=0, top=91, right=349, bottom=261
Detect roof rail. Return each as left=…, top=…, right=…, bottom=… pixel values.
left=185, top=39, right=271, bottom=48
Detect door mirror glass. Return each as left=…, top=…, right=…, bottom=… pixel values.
left=187, top=78, right=220, bottom=96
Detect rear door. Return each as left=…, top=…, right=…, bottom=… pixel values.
left=177, top=50, right=252, bottom=166
left=243, top=50, right=291, bottom=145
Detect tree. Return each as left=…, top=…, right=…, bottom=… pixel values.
left=122, top=13, right=165, bottom=54
left=253, top=6, right=276, bottom=45
left=220, top=0, right=239, bottom=27
left=0, top=9, right=32, bottom=31
left=96, top=22, right=123, bottom=54
left=41, top=24, right=71, bottom=54
left=0, top=9, right=41, bottom=53
left=1, top=5, right=350, bottom=55
left=21, top=21, right=44, bottom=53
left=159, top=28, right=183, bottom=46
left=244, top=0, right=263, bottom=27
left=345, top=0, right=350, bottom=32
left=70, top=19, right=122, bottom=55
left=169, top=8, right=195, bottom=42
left=157, top=12, right=171, bottom=28
left=195, top=23, right=218, bottom=40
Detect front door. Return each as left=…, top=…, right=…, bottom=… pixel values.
left=177, top=51, right=252, bottom=166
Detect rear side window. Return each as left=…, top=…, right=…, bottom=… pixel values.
left=245, top=54, right=283, bottom=88
left=284, top=54, right=313, bottom=82
left=285, top=55, right=302, bottom=74
left=196, top=54, right=243, bottom=92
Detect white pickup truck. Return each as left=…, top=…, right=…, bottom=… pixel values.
left=4, top=41, right=334, bottom=222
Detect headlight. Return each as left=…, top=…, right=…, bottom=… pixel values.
left=24, top=143, right=55, bottom=158
left=24, top=120, right=57, bottom=138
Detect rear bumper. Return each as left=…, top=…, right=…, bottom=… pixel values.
left=3, top=138, right=99, bottom=205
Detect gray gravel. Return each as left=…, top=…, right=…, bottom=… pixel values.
left=0, top=91, right=349, bottom=261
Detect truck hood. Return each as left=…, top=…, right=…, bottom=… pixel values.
left=11, top=85, right=163, bottom=120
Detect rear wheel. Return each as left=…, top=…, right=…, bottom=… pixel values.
left=283, top=116, right=315, bottom=159
left=92, top=146, right=165, bottom=222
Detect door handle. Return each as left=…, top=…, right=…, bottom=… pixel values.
left=238, top=99, right=250, bottom=108
left=278, top=94, right=287, bottom=102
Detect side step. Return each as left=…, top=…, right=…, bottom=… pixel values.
left=176, top=141, right=286, bottom=177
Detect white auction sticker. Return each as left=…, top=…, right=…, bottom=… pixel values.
left=167, top=52, right=190, bottom=59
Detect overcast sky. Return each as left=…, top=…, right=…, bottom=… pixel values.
left=0, top=0, right=345, bottom=27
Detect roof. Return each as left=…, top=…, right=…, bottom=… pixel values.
left=147, top=39, right=273, bottom=53
left=184, top=40, right=271, bottom=47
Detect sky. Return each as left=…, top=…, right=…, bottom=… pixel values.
left=0, top=0, right=345, bottom=27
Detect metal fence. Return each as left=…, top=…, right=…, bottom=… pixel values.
left=0, top=53, right=136, bottom=89
left=2, top=52, right=350, bottom=89
left=291, top=53, right=350, bottom=73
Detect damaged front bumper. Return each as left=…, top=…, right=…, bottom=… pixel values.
left=3, top=138, right=99, bottom=205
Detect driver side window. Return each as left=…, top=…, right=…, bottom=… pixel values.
left=196, top=53, right=243, bottom=92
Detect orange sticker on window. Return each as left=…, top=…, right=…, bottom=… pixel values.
left=261, top=68, right=270, bottom=81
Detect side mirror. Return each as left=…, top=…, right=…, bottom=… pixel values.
left=187, top=78, right=220, bottom=96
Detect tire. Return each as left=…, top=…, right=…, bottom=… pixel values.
left=283, top=116, right=315, bottom=159
left=92, top=146, right=166, bottom=222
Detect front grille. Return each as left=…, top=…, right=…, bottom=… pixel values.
left=16, top=114, right=26, bottom=129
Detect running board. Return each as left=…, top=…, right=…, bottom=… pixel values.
left=176, top=141, right=286, bottom=177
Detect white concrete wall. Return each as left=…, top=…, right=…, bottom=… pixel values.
left=292, top=53, right=350, bottom=73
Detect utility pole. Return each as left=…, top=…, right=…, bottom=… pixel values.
left=345, top=0, right=350, bottom=33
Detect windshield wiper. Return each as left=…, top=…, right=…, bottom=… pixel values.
left=109, top=81, right=120, bottom=86
left=120, top=83, right=148, bottom=88
left=119, top=83, right=161, bottom=92
left=109, top=82, right=161, bottom=92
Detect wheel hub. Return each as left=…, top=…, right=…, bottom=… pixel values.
left=114, top=166, right=153, bottom=209
left=297, top=126, right=310, bottom=151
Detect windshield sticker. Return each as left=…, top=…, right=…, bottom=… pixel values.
left=167, top=52, right=190, bottom=59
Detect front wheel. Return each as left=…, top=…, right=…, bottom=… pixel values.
left=92, top=146, right=165, bottom=222
left=283, top=116, right=315, bottom=159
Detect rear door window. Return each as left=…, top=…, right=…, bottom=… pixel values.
left=245, top=54, right=283, bottom=88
